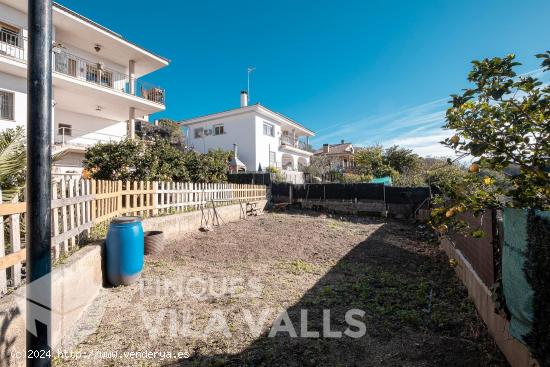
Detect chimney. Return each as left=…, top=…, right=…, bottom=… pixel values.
left=323, top=144, right=330, bottom=153
left=341, top=139, right=345, bottom=144
left=230, top=143, right=247, bottom=172
left=240, top=91, right=248, bottom=107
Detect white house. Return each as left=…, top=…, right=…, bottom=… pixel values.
left=0, top=0, right=169, bottom=176
left=180, top=92, right=315, bottom=172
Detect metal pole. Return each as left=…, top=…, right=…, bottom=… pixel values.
left=247, top=66, right=255, bottom=103
left=27, top=0, right=52, bottom=366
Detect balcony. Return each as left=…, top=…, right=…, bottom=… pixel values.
left=280, top=135, right=313, bottom=153
left=0, top=30, right=165, bottom=106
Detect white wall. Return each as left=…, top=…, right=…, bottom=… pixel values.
left=254, top=115, right=282, bottom=170
left=54, top=109, right=126, bottom=146
left=0, top=74, right=126, bottom=147
left=0, top=3, right=28, bottom=34
left=185, top=110, right=313, bottom=172
left=185, top=112, right=257, bottom=170
left=0, top=73, right=26, bottom=130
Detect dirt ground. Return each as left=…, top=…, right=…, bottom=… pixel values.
left=56, top=211, right=508, bottom=367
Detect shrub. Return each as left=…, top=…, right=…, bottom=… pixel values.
left=84, top=139, right=231, bottom=183
left=83, top=139, right=145, bottom=181
left=340, top=173, right=370, bottom=183
left=266, top=166, right=286, bottom=183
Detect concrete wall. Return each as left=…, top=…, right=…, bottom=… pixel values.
left=142, top=200, right=267, bottom=240
left=440, top=237, right=537, bottom=367
left=0, top=244, right=102, bottom=366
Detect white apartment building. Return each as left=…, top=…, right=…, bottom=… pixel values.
left=181, top=92, right=315, bottom=172
left=0, top=1, right=169, bottom=175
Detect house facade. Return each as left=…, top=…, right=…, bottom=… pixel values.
left=0, top=0, right=169, bottom=176
left=313, top=141, right=357, bottom=171
left=180, top=92, right=315, bottom=172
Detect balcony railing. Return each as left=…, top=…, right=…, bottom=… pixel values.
left=280, top=136, right=312, bottom=152
left=0, top=31, right=165, bottom=105
left=0, top=29, right=26, bottom=61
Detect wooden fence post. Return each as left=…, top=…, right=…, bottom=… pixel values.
left=117, top=180, right=123, bottom=216
left=74, top=179, right=81, bottom=245
left=91, top=179, right=97, bottom=223
left=152, top=181, right=158, bottom=216
left=51, top=182, right=60, bottom=260
left=0, top=190, right=6, bottom=294
left=60, top=180, right=69, bottom=254
left=68, top=179, right=76, bottom=250
left=9, top=194, right=21, bottom=288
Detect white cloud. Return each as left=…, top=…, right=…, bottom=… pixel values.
left=310, top=66, right=547, bottom=157
left=311, top=97, right=451, bottom=157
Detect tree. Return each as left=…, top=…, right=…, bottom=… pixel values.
left=198, top=149, right=232, bottom=183
left=136, top=140, right=189, bottom=182
left=384, top=145, right=421, bottom=174
left=443, top=52, right=550, bottom=209
left=430, top=52, right=550, bottom=236
left=84, top=139, right=231, bottom=182
left=354, top=145, right=397, bottom=180
left=301, top=155, right=332, bottom=178
left=83, top=139, right=145, bottom=181
left=0, top=127, right=26, bottom=201
left=137, top=118, right=185, bottom=149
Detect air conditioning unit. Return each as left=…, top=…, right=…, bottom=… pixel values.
left=204, top=129, right=212, bottom=136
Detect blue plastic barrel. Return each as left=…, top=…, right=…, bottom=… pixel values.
left=105, top=216, right=144, bottom=286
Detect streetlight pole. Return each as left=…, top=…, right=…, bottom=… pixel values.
left=26, top=0, right=53, bottom=366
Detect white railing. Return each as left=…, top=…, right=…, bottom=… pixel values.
left=55, top=126, right=124, bottom=147
left=280, top=136, right=312, bottom=152
left=0, top=29, right=26, bottom=60
left=0, top=32, right=165, bottom=105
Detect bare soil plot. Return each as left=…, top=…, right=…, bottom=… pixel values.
left=57, top=212, right=507, bottom=367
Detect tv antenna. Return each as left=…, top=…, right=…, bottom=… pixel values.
left=247, top=66, right=256, bottom=102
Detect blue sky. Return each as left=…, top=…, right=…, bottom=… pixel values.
left=58, top=0, right=550, bottom=156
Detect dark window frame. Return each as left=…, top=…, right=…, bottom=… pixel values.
left=0, top=90, right=15, bottom=121
left=58, top=123, right=72, bottom=137
left=214, top=124, right=224, bottom=135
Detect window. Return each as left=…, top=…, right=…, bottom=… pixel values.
left=0, top=90, right=14, bottom=120
left=269, top=151, right=276, bottom=165
left=100, top=70, right=113, bottom=88
left=0, top=22, right=21, bottom=47
left=68, top=58, right=77, bottom=77
left=54, top=54, right=78, bottom=77
left=58, top=123, right=72, bottom=137
left=86, top=64, right=99, bottom=83
left=263, top=122, right=274, bottom=137
left=214, top=124, right=224, bottom=135
left=194, top=127, right=204, bottom=138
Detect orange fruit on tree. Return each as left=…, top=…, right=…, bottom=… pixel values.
left=468, top=163, right=480, bottom=173
left=445, top=209, right=456, bottom=218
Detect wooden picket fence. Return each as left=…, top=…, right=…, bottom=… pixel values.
left=0, top=180, right=266, bottom=294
